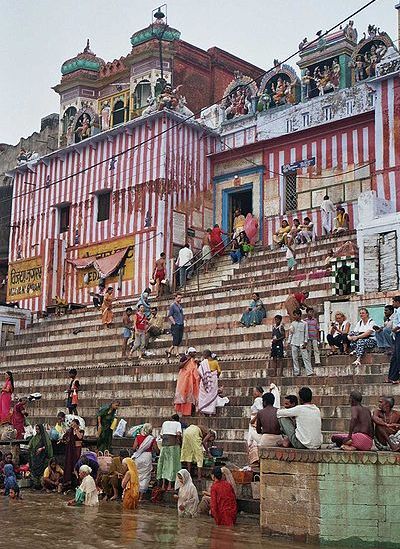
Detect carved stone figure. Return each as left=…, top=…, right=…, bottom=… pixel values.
left=66, top=116, right=75, bottom=145
left=301, top=68, right=312, bottom=100
left=75, top=114, right=92, bottom=142
left=257, top=92, right=271, bottom=111
left=157, top=83, right=181, bottom=110
left=101, top=101, right=111, bottom=131
left=271, top=77, right=286, bottom=105
left=331, top=58, right=341, bottom=88
left=344, top=20, right=358, bottom=42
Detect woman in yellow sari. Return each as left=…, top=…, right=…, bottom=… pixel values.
left=122, top=457, right=140, bottom=510
left=101, top=287, right=114, bottom=327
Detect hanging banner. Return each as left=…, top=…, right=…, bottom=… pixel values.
left=7, top=257, right=42, bottom=301
left=76, top=236, right=134, bottom=288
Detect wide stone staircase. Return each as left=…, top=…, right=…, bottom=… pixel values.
left=1, top=232, right=396, bottom=468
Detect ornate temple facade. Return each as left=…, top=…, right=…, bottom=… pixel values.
left=7, top=10, right=400, bottom=311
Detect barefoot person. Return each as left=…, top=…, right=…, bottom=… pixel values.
left=372, top=397, right=400, bottom=450
left=256, top=392, right=282, bottom=447
left=331, top=390, right=374, bottom=451
left=152, top=252, right=166, bottom=297
left=174, top=348, right=200, bottom=416
left=121, top=307, right=133, bottom=358
left=156, top=414, right=182, bottom=492
left=101, top=287, right=114, bottom=328
left=284, top=290, right=309, bottom=321
left=277, top=387, right=322, bottom=449
left=167, top=293, right=184, bottom=358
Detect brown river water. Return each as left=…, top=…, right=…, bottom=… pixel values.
left=0, top=492, right=340, bottom=549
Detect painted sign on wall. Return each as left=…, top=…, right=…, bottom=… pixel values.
left=77, top=236, right=134, bottom=288
left=7, top=257, right=42, bottom=301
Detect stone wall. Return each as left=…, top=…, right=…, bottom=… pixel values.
left=260, top=447, right=400, bottom=547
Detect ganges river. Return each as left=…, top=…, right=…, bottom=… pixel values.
left=1, top=493, right=340, bottom=549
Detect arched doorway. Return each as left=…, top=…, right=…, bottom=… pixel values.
left=112, top=100, right=125, bottom=126
left=133, top=80, right=152, bottom=111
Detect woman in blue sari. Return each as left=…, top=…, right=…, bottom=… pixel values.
left=240, top=293, right=266, bottom=327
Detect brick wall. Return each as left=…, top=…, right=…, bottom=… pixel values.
left=260, top=448, right=400, bottom=546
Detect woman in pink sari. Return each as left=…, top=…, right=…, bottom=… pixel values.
left=174, top=348, right=200, bottom=416
left=0, top=371, right=14, bottom=424
left=209, top=224, right=226, bottom=256
left=198, top=350, right=219, bottom=416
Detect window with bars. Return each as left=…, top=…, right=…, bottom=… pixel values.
left=59, top=204, right=70, bottom=233
left=285, top=172, right=297, bottom=211
left=97, top=191, right=111, bottom=222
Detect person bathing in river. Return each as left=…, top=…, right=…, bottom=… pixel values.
left=331, top=391, right=374, bottom=451
left=174, top=469, right=199, bottom=517
left=42, top=457, right=64, bottom=492
left=372, top=397, right=400, bottom=451
left=210, top=466, right=237, bottom=526
left=67, top=465, right=98, bottom=507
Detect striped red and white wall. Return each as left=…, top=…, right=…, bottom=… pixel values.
left=9, top=111, right=217, bottom=311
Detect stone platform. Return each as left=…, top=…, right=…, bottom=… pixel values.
left=260, top=447, right=400, bottom=547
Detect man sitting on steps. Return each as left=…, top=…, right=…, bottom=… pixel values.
left=276, top=387, right=322, bottom=449
left=256, top=392, right=282, bottom=447
left=331, top=390, right=374, bottom=451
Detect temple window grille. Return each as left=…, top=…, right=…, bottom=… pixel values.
left=112, top=100, right=125, bottom=126
left=285, top=173, right=297, bottom=212
left=97, top=191, right=111, bottom=222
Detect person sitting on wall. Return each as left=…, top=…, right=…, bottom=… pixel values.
left=272, top=220, right=291, bottom=248
left=91, top=282, right=105, bottom=309
left=333, top=206, right=350, bottom=234
left=256, top=392, right=282, bottom=447
left=372, top=396, right=400, bottom=451
left=374, top=305, right=395, bottom=353
left=331, top=390, right=374, bottom=451
left=276, top=387, right=322, bottom=449
left=146, top=306, right=164, bottom=348
left=296, top=217, right=314, bottom=244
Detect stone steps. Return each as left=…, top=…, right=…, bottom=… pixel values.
left=0, top=231, right=372, bottom=468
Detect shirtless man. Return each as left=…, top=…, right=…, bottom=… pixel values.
left=372, top=396, right=400, bottom=450
left=152, top=252, right=166, bottom=297
left=256, top=393, right=282, bottom=447
left=121, top=307, right=133, bottom=357
left=331, top=390, right=374, bottom=451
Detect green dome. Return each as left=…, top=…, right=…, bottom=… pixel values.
left=61, top=40, right=104, bottom=76
left=130, top=24, right=181, bottom=47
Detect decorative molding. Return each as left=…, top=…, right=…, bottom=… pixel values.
left=260, top=447, right=400, bottom=465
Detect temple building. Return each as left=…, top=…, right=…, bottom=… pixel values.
left=6, top=9, right=400, bottom=312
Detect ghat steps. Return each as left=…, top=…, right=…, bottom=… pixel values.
left=1, top=232, right=394, bottom=466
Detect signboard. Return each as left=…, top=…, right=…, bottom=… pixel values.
left=7, top=257, right=42, bottom=301
left=282, top=157, right=315, bottom=174
left=172, top=211, right=186, bottom=246
left=77, top=236, right=134, bottom=288
left=186, top=227, right=195, bottom=238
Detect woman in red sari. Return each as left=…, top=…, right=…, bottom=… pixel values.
left=210, top=466, right=237, bottom=526
left=12, top=397, right=28, bottom=438
left=174, top=348, right=200, bottom=416
left=0, top=371, right=14, bottom=423
left=209, top=224, right=226, bottom=256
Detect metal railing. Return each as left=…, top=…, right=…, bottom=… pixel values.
left=172, top=237, right=234, bottom=293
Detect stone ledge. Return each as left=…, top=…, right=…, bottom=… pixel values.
left=260, top=447, right=400, bottom=465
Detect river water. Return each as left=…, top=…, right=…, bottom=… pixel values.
left=1, top=493, right=334, bottom=548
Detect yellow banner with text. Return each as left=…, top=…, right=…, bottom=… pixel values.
left=7, top=257, right=42, bottom=301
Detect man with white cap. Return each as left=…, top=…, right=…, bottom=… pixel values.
left=174, top=347, right=200, bottom=416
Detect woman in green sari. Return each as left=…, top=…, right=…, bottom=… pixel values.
left=28, top=424, right=53, bottom=488
left=240, top=292, right=266, bottom=327
left=96, top=400, right=120, bottom=452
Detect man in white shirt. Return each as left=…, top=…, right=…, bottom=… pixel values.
left=289, top=309, right=313, bottom=376
left=277, top=386, right=322, bottom=449
left=176, top=244, right=193, bottom=288
left=156, top=414, right=183, bottom=491
left=320, top=194, right=336, bottom=235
